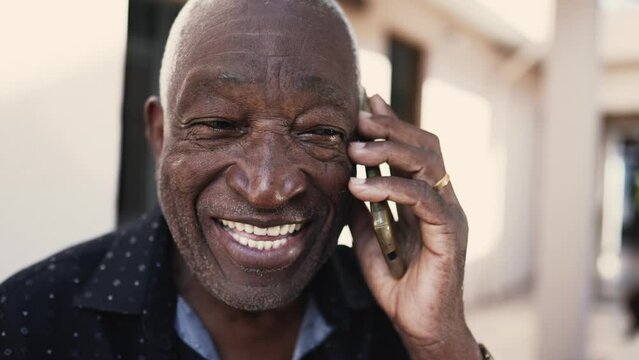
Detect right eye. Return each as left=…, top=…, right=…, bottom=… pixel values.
left=205, top=119, right=239, bottom=131
left=184, top=118, right=247, bottom=140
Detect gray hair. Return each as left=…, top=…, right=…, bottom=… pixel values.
left=158, top=0, right=360, bottom=107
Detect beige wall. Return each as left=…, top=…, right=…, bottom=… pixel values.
left=601, top=6, right=639, bottom=116
left=343, top=0, right=541, bottom=304
left=602, top=64, right=639, bottom=115
left=602, top=5, right=639, bottom=65
left=0, top=0, right=127, bottom=281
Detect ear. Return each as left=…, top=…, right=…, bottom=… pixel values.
left=144, top=96, right=164, bottom=165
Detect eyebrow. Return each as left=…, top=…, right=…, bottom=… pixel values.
left=184, top=71, right=246, bottom=93
left=292, top=75, right=349, bottom=111
left=176, top=68, right=350, bottom=115
left=174, top=70, right=247, bottom=116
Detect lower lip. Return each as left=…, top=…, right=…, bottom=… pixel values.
left=211, top=221, right=308, bottom=271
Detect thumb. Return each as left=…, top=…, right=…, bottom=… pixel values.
left=348, top=198, right=395, bottom=290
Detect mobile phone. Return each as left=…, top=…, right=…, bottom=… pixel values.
left=359, top=89, right=406, bottom=279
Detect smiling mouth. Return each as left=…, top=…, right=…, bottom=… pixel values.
left=220, top=219, right=304, bottom=251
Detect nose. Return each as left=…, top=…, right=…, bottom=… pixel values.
left=226, top=135, right=307, bottom=209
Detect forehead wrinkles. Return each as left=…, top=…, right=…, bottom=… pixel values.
left=190, top=31, right=351, bottom=62
left=169, top=20, right=356, bottom=108
left=174, top=59, right=352, bottom=118
left=161, top=0, right=357, bottom=107
left=265, top=57, right=352, bottom=110
left=193, top=10, right=345, bottom=35
left=188, top=33, right=352, bottom=79
left=185, top=13, right=353, bottom=56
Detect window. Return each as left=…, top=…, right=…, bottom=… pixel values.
left=389, top=36, right=424, bottom=125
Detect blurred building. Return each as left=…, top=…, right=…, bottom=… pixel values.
left=3, top=0, right=639, bottom=359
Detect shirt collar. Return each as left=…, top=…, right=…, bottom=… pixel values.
left=72, top=208, right=376, bottom=344
left=73, top=208, right=173, bottom=315
left=73, top=208, right=177, bottom=351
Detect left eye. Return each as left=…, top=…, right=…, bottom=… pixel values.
left=296, top=127, right=346, bottom=149
left=306, top=128, right=345, bottom=139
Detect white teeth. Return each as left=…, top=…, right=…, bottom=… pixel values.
left=220, top=220, right=303, bottom=237
left=228, top=233, right=288, bottom=251
left=220, top=219, right=301, bottom=250
left=267, top=226, right=280, bottom=236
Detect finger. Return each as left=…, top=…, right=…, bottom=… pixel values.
left=348, top=141, right=446, bottom=185
left=349, top=177, right=449, bottom=226
left=348, top=198, right=397, bottom=292
left=358, top=111, right=441, bottom=152
left=349, top=176, right=462, bottom=259
left=369, top=94, right=396, bottom=117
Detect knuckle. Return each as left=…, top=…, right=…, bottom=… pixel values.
left=416, top=130, right=440, bottom=148
left=422, top=148, right=441, bottom=165
left=377, top=140, right=391, bottom=152
left=428, top=133, right=441, bottom=148
left=413, top=178, right=428, bottom=194
left=377, top=115, right=395, bottom=130
left=414, top=180, right=438, bottom=203
left=366, top=141, right=386, bottom=160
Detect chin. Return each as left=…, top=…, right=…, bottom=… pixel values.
left=212, top=282, right=307, bottom=311
left=199, top=236, right=339, bottom=311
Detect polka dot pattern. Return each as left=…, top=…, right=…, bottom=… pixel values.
left=0, top=209, right=176, bottom=359
left=0, top=208, right=411, bottom=359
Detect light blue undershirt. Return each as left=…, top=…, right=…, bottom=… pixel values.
left=175, top=295, right=334, bottom=360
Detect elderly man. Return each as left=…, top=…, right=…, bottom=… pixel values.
left=0, top=0, right=490, bottom=359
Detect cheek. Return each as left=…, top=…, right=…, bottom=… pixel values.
left=158, top=150, right=227, bottom=196
left=299, top=144, right=347, bottom=163
left=309, top=159, right=352, bottom=203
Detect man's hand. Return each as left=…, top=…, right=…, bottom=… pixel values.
left=347, top=95, right=481, bottom=360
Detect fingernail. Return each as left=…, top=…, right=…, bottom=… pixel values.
left=349, top=142, right=366, bottom=150
left=359, top=110, right=372, bottom=118
left=350, top=177, right=366, bottom=185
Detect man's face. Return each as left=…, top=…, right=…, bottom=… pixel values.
left=153, top=1, right=359, bottom=310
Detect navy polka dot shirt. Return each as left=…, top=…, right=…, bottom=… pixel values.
left=0, top=209, right=409, bottom=359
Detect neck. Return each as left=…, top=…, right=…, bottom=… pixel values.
left=172, top=248, right=307, bottom=360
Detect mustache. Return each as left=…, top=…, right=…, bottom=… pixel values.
left=197, top=198, right=319, bottom=220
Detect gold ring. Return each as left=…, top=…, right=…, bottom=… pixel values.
left=433, top=173, right=450, bottom=191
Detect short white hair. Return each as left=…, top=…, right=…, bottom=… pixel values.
left=158, top=0, right=360, bottom=107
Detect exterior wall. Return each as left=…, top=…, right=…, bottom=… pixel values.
left=602, top=6, right=639, bottom=65
left=602, top=64, right=639, bottom=115
left=601, top=6, right=639, bottom=115
left=343, top=0, right=541, bottom=304
left=0, top=0, right=127, bottom=280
